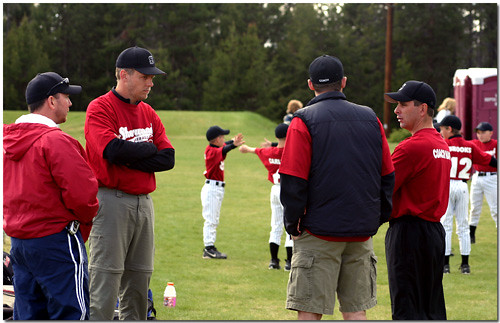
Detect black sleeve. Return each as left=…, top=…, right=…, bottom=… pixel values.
left=127, top=148, right=175, bottom=173
left=280, top=173, right=308, bottom=236
left=380, top=171, right=395, bottom=225
left=489, top=156, right=497, bottom=168
left=103, top=138, right=158, bottom=164
left=222, top=141, right=237, bottom=156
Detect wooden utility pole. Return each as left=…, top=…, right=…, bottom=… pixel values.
left=384, top=3, right=394, bottom=137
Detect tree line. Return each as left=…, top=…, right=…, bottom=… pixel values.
left=3, top=3, right=497, bottom=129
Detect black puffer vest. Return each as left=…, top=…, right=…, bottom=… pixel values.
left=295, top=91, right=383, bottom=236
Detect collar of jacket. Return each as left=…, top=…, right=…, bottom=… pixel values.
left=306, top=91, right=346, bottom=107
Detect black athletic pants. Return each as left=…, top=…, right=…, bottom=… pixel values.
left=385, top=215, right=447, bottom=320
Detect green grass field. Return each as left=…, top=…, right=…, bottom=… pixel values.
left=3, top=110, right=498, bottom=320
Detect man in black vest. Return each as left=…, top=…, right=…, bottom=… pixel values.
left=279, top=55, right=395, bottom=320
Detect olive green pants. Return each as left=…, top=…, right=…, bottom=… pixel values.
left=88, top=188, right=155, bottom=320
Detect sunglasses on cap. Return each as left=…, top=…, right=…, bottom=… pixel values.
left=46, top=78, right=69, bottom=96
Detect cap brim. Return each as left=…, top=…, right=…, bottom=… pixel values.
left=60, top=85, right=82, bottom=95
left=384, top=92, right=411, bottom=103
left=222, top=130, right=230, bottom=135
left=135, top=66, right=166, bottom=75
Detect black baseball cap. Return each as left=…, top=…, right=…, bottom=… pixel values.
left=439, top=115, right=462, bottom=130
left=206, top=126, right=230, bottom=141
left=309, top=55, right=344, bottom=84
left=116, top=46, right=165, bottom=75
left=275, top=123, right=289, bottom=139
left=26, top=72, right=82, bottom=105
left=384, top=80, right=437, bottom=109
left=475, top=122, right=493, bottom=132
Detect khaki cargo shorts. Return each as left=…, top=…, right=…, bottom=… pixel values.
left=286, top=231, right=377, bottom=315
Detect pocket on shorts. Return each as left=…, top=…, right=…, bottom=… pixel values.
left=370, top=254, right=377, bottom=298
left=288, top=252, right=314, bottom=301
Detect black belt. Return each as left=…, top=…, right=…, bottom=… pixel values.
left=206, top=180, right=225, bottom=187
left=478, top=172, right=496, bottom=176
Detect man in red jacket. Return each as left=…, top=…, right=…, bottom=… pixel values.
left=3, top=72, right=99, bottom=320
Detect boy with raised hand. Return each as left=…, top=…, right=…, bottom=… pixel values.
left=239, top=123, right=294, bottom=271
left=202, top=126, right=244, bottom=259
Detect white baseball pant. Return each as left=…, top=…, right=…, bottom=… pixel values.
left=269, top=184, right=293, bottom=248
left=201, top=180, right=225, bottom=247
left=441, top=179, right=470, bottom=256
left=469, top=173, right=497, bottom=227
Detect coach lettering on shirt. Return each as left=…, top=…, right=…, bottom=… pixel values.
left=84, top=46, right=175, bottom=320
left=384, top=80, right=451, bottom=320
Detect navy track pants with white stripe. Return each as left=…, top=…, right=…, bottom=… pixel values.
left=10, top=228, right=89, bottom=320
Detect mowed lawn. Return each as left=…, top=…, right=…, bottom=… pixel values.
left=3, top=110, right=498, bottom=320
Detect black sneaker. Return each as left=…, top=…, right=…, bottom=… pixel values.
left=443, top=264, right=450, bottom=274
left=284, top=259, right=291, bottom=271
left=203, top=246, right=227, bottom=259
left=269, top=258, right=280, bottom=269
left=459, top=264, right=471, bottom=274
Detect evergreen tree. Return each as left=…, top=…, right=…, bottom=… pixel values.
left=3, top=15, right=50, bottom=110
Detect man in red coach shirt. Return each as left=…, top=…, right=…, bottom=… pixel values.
left=384, top=80, right=451, bottom=320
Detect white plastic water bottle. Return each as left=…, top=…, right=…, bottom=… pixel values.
left=163, top=282, right=176, bottom=307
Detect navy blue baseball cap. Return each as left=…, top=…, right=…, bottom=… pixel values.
left=384, top=80, right=437, bottom=109
left=116, top=46, right=165, bottom=75
left=475, top=122, right=493, bottom=132
left=439, top=115, right=462, bottom=130
left=26, top=72, right=82, bottom=105
left=206, top=126, right=230, bottom=141
left=309, top=55, right=344, bottom=84
left=275, top=123, right=289, bottom=139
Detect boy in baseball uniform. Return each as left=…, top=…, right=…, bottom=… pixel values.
left=202, top=126, right=244, bottom=259
left=239, top=123, right=293, bottom=271
left=438, top=116, right=497, bottom=274
left=469, top=122, right=498, bottom=243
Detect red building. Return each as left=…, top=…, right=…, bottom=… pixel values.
left=454, top=68, right=497, bottom=140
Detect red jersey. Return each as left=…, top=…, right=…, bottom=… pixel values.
left=391, top=128, right=451, bottom=222
left=446, top=136, right=493, bottom=180
left=255, top=147, right=284, bottom=184
left=85, top=91, right=174, bottom=195
left=4, top=121, right=98, bottom=241
left=204, top=144, right=226, bottom=181
left=470, top=139, right=497, bottom=172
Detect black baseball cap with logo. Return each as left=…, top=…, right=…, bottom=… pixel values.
left=116, top=46, right=165, bottom=75
left=206, top=126, right=230, bottom=141
left=309, top=55, right=344, bottom=85
left=25, top=72, right=82, bottom=105
left=384, top=80, right=437, bottom=109
left=439, top=115, right=462, bottom=130
left=475, top=122, right=493, bottom=132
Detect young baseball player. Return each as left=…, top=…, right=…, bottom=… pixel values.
left=469, top=122, right=498, bottom=243
left=239, top=123, right=293, bottom=271
left=201, top=126, right=244, bottom=259
left=439, top=115, right=497, bottom=274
